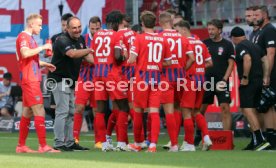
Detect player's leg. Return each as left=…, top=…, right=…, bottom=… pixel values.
left=180, top=85, right=196, bottom=152
left=146, top=85, right=162, bottom=153
left=106, top=101, right=119, bottom=143
left=217, top=82, right=232, bottom=130
left=114, top=98, right=130, bottom=151
left=195, top=90, right=214, bottom=146
left=16, top=106, right=37, bottom=153
left=128, top=81, right=147, bottom=152
left=73, top=80, right=90, bottom=143
left=96, top=100, right=111, bottom=151
left=193, top=90, right=212, bottom=151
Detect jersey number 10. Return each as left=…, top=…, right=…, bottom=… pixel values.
left=147, top=42, right=162, bottom=63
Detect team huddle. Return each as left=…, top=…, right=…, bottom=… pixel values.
left=14, top=5, right=276, bottom=153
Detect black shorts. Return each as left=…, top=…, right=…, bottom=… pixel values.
left=202, top=80, right=231, bottom=105
left=239, top=80, right=262, bottom=108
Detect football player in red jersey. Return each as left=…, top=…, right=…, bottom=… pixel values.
left=105, top=14, right=139, bottom=146
left=127, top=11, right=172, bottom=153
left=158, top=12, right=194, bottom=152
left=73, top=16, right=101, bottom=149
left=91, top=11, right=130, bottom=152
left=15, top=14, right=60, bottom=153
left=175, top=20, right=213, bottom=151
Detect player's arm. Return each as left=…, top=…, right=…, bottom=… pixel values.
left=261, top=55, right=270, bottom=86
left=128, top=52, right=137, bottom=64
left=240, top=54, right=251, bottom=85
left=222, top=44, right=235, bottom=81
left=222, top=59, right=235, bottom=81
left=115, top=47, right=126, bottom=64
left=163, top=58, right=172, bottom=66
left=66, top=48, right=92, bottom=58
left=264, top=28, right=276, bottom=75
left=84, top=53, right=94, bottom=64
left=185, top=52, right=195, bottom=70
left=39, top=61, right=56, bottom=72
left=20, top=44, right=51, bottom=59
left=205, top=58, right=213, bottom=68
left=266, top=47, right=275, bottom=75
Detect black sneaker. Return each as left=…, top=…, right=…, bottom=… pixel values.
left=242, top=141, right=254, bottom=150
left=54, top=145, right=74, bottom=152
left=68, top=143, right=90, bottom=151
left=254, top=141, right=271, bottom=151
left=194, top=134, right=202, bottom=147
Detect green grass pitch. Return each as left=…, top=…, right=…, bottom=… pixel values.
left=0, top=131, right=275, bottom=168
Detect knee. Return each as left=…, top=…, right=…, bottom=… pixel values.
left=75, top=105, right=85, bottom=114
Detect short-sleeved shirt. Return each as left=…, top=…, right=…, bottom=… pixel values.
left=203, top=38, right=235, bottom=79
left=159, top=29, right=193, bottom=82
left=187, top=37, right=212, bottom=79
left=130, top=32, right=172, bottom=83
left=78, top=33, right=94, bottom=82
left=252, top=23, right=276, bottom=80
left=235, top=39, right=264, bottom=80
left=48, top=32, right=85, bottom=88
left=91, top=29, right=122, bottom=77
left=16, top=31, right=41, bottom=84
left=249, top=28, right=260, bottom=43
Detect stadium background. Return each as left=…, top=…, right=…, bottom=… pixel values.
left=0, top=0, right=275, bottom=132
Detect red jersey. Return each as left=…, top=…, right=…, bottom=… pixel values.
left=78, top=33, right=94, bottom=82
left=16, top=31, right=41, bottom=84
left=91, top=29, right=121, bottom=77
left=186, top=36, right=211, bottom=81
left=159, top=29, right=193, bottom=82
left=115, top=28, right=136, bottom=80
left=130, top=32, right=171, bottom=83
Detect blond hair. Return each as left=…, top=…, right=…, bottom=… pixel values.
left=159, top=11, right=172, bottom=24
left=26, top=14, right=42, bottom=24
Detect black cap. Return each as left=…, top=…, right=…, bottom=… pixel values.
left=230, top=26, right=245, bottom=37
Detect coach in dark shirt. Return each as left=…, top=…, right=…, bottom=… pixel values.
left=252, top=5, right=276, bottom=149
left=48, top=16, right=93, bottom=151
left=202, top=19, right=235, bottom=131
left=231, top=26, right=270, bottom=151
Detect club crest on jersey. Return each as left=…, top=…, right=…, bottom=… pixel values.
left=218, top=47, right=224, bottom=55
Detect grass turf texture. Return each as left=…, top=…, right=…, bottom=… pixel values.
left=0, top=132, right=275, bottom=168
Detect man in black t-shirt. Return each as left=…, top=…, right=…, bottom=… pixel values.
left=231, top=26, right=271, bottom=151
left=48, top=17, right=93, bottom=152
left=253, top=5, right=276, bottom=149
left=245, top=6, right=260, bottom=42
left=201, top=19, right=235, bottom=131
left=51, top=13, right=73, bottom=44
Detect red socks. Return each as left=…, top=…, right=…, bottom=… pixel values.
left=133, top=112, right=143, bottom=143
left=95, top=113, right=106, bottom=142
left=165, top=113, right=178, bottom=146
left=184, top=118, right=194, bottom=144
left=117, top=111, right=128, bottom=142
left=18, top=116, right=31, bottom=146
left=106, top=109, right=119, bottom=136
left=34, top=116, right=47, bottom=147
left=174, top=111, right=182, bottom=136
left=150, top=113, right=160, bottom=144
left=73, top=112, right=83, bottom=141
left=195, top=113, right=209, bottom=137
